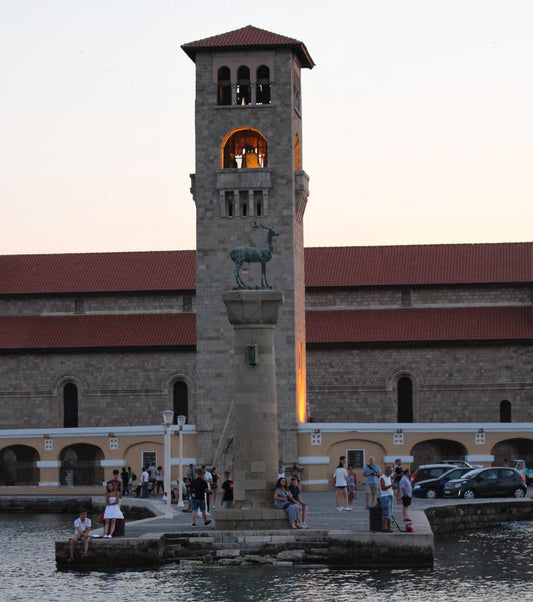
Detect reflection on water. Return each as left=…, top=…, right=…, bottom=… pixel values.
left=1, top=513, right=533, bottom=601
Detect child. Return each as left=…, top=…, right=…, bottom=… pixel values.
left=68, top=508, right=91, bottom=560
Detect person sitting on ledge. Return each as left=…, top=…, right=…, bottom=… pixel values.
left=274, top=477, right=302, bottom=529
left=68, top=508, right=91, bottom=561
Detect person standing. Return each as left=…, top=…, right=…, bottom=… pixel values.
left=211, top=467, right=221, bottom=509
left=379, top=465, right=395, bottom=533
left=221, top=471, right=234, bottom=509
left=103, top=481, right=124, bottom=538
left=346, top=464, right=357, bottom=510
left=140, top=466, right=150, bottom=498
left=400, top=468, right=413, bottom=521
left=363, top=456, right=381, bottom=508
left=190, top=469, right=212, bottom=527
left=393, top=458, right=403, bottom=503
left=333, top=456, right=348, bottom=511
left=155, top=466, right=164, bottom=495
left=120, top=467, right=129, bottom=496
left=68, top=508, right=91, bottom=560
left=202, top=465, right=213, bottom=513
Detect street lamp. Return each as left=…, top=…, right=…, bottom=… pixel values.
left=177, top=414, right=187, bottom=507
left=162, top=409, right=174, bottom=519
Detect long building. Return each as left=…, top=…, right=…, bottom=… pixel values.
left=1, top=26, right=531, bottom=493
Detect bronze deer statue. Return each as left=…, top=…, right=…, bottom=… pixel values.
left=230, top=221, right=279, bottom=289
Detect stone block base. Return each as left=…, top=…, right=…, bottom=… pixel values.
left=212, top=508, right=289, bottom=530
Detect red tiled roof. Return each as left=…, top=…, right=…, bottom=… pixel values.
left=0, top=250, right=195, bottom=295
left=0, top=243, right=531, bottom=297
left=0, top=313, right=195, bottom=350
left=304, top=243, right=533, bottom=287
left=0, top=307, right=530, bottom=351
left=182, top=25, right=314, bottom=69
left=306, top=306, right=533, bottom=344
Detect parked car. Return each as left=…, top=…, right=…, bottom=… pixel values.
left=442, top=460, right=473, bottom=468
left=443, top=467, right=527, bottom=499
left=411, top=464, right=461, bottom=485
left=509, top=459, right=533, bottom=485
left=413, top=467, right=473, bottom=498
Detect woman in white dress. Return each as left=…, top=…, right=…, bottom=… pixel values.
left=103, top=481, right=124, bottom=538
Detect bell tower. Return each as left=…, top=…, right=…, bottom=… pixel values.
left=182, top=25, right=314, bottom=465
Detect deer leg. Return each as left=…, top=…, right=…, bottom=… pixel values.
left=261, top=262, right=271, bottom=289
left=234, top=262, right=249, bottom=289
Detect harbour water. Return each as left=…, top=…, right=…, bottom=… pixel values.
left=1, top=513, right=533, bottom=601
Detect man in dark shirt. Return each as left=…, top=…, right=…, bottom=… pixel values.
left=221, top=471, right=234, bottom=509
left=190, top=469, right=211, bottom=527
left=289, top=476, right=309, bottom=528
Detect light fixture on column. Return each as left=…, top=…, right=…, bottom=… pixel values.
left=246, top=340, right=258, bottom=365
left=161, top=410, right=174, bottom=519
left=177, top=414, right=186, bottom=507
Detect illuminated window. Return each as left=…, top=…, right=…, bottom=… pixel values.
left=294, top=134, right=301, bottom=170
left=217, top=66, right=231, bottom=105
left=222, top=128, right=267, bottom=169
left=236, top=66, right=251, bottom=105
left=256, top=65, right=271, bottom=104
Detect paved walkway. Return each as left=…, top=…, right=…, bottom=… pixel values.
left=89, top=488, right=513, bottom=538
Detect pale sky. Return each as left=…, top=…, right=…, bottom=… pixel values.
left=1, top=0, right=532, bottom=255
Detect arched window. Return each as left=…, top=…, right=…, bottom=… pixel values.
left=222, top=128, right=267, bottom=169
left=500, top=400, right=512, bottom=423
left=217, top=66, right=231, bottom=105
left=173, top=381, right=188, bottom=423
left=256, top=65, right=271, bottom=104
left=236, top=66, right=251, bottom=105
left=397, top=377, right=413, bottom=423
left=64, top=383, right=78, bottom=428
left=294, top=134, right=301, bottom=170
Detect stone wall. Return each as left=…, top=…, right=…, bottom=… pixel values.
left=0, top=350, right=196, bottom=428
left=307, top=343, right=533, bottom=423
left=424, top=500, right=533, bottom=533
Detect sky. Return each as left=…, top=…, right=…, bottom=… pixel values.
left=1, top=0, right=532, bottom=255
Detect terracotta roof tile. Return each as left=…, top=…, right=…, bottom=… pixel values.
left=0, top=243, right=531, bottom=297
left=0, top=250, right=195, bottom=295
left=0, top=313, right=195, bottom=350
left=305, top=243, right=533, bottom=287
left=182, top=25, right=314, bottom=68
left=306, top=306, right=533, bottom=344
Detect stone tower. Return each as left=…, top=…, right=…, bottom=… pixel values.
left=182, top=26, right=314, bottom=465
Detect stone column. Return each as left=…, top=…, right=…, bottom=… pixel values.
left=222, top=289, right=283, bottom=508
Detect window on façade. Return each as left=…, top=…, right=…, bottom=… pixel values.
left=217, top=66, right=232, bottom=105
left=236, top=66, right=251, bottom=105
left=256, top=65, right=271, bottom=104
left=222, top=128, right=267, bottom=169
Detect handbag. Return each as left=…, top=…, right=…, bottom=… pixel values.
left=98, top=511, right=105, bottom=523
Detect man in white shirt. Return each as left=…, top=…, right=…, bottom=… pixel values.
left=141, top=467, right=150, bottom=498
left=379, top=465, right=395, bottom=532
left=69, top=508, right=91, bottom=560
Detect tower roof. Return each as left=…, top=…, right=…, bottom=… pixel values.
left=182, top=25, right=314, bottom=69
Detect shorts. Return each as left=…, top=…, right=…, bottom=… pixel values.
left=380, top=495, right=393, bottom=519
left=191, top=498, right=206, bottom=513
left=336, top=485, right=346, bottom=489
left=366, top=482, right=379, bottom=496
left=70, top=531, right=87, bottom=541
left=402, top=495, right=412, bottom=507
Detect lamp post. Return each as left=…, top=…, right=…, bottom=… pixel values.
left=177, top=415, right=187, bottom=507
left=162, top=409, right=174, bottom=519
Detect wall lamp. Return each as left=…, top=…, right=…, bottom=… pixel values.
left=246, top=340, right=259, bottom=365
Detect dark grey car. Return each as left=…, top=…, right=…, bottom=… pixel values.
left=443, top=467, right=527, bottom=499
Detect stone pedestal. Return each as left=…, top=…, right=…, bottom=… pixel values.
left=214, top=290, right=284, bottom=529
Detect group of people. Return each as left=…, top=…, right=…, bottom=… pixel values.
left=331, top=456, right=413, bottom=532
left=274, top=464, right=309, bottom=529
left=68, top=477, right=125, bottom=560
left=183, top=466, right=234, bottom=527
